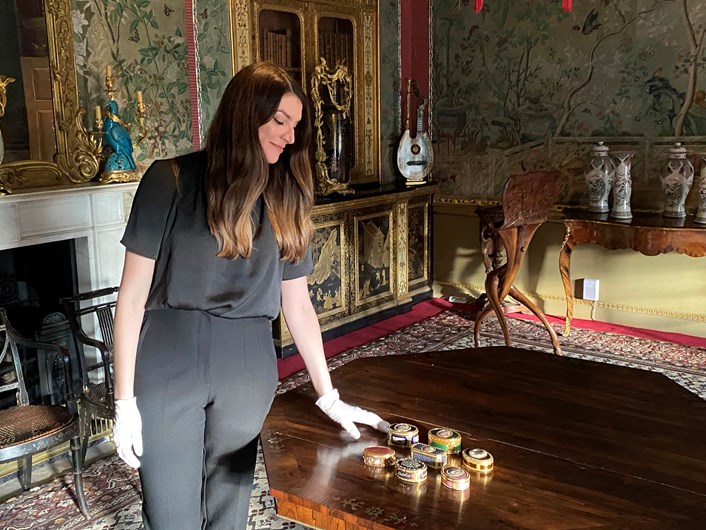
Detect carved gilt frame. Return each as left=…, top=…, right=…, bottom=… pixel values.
left=0, top=0, right=100, bottom=194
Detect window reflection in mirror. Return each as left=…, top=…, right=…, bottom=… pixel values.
left=0, top=0, right=55, bottom=165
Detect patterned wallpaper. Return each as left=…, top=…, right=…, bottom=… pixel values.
left=72, top=0, right=193, bottom=170
left=71, top=0, right=399, bottom=180
left=432, top=0, right=706, bottom=209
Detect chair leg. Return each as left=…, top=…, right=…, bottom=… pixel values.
left=474, top=266, right=512, bottom=348
left=70, top=436, right=91, bottom=518
left=18, top=456, right=32, bottom=490
left=473, top=304, right=494, bottom=347
left=509, top=286, right=563, bottom=355
left=79, top=406, right=90, bottom=467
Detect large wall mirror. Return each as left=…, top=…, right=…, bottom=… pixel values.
left=0, top=0, right=99, bottom=194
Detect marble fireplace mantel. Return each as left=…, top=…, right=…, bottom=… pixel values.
left=0, top=182, right=139, bottom=293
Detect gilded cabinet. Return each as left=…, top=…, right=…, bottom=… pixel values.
left=274, top=184, right=435, bottom=357
left=230, top=0, right=380, bottom=185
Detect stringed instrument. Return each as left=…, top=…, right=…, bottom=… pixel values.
left=397, top=78, right=434, bottom=183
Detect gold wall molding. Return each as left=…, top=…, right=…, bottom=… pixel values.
left=396, top=201, right=408, bottom=298
left=229, top=0, right=253, bottom=73
left=362, top=10, right=376, bottom=179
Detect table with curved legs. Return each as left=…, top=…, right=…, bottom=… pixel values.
left=559, top=209, right=706, bottom=336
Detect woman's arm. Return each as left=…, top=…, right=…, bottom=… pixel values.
left=113, top=250, right=155, bottom=400
left=280, top=276, right=333, bottom=398
left=281, top=276, right=388, bottom=440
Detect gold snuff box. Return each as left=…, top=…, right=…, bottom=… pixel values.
left=387, top=422, right=419, bottom=448
left=462, top=447, right=494, bottom=474
left=428, top=427, right=462, bottom=454
left=410, top=442, right=448, bottom=469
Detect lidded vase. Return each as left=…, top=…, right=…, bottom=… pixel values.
left=584, top=141, right=615, bottom=213
left=659, top=142, right=694, bottom=218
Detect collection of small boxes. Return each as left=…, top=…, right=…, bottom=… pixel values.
left=362, top=422, right=494, bottom=493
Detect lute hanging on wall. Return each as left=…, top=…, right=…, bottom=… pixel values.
left=397, top=78, right=433, bottom=184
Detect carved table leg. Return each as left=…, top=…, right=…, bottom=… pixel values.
left=559, top=225, right=575, bottom=337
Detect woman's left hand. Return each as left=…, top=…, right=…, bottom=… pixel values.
left=316, top=388, right=390, bottom=440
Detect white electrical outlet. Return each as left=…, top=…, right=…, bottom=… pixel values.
left=576, top=278, right=600, bottom=301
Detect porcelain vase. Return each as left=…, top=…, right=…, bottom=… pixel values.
left=659, top=143, right=694, bottom=218
left=584, top=141, right=615, bottom=213
left=696, top=155, right=706, bottom=224
left=610, top=151, right=634, bottom=220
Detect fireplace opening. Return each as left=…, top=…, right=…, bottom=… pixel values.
left=0, top=239, right=80, bottom=406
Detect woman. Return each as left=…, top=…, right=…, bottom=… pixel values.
left=112, top=62, right=387, bottom=530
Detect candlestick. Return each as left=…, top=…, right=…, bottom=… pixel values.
left=136, top=90, right=143, bottom=104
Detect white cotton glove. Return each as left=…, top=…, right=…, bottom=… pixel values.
left=113, top=397, right=143, bottom=469
left=315, top=388, right=390, bottom=440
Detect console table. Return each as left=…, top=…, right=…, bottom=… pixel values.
left=262, top=347, right=706, bottom=529
left=559, top=209, right=706, bottom=335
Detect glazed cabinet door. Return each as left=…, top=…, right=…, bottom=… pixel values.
left=254, top=1, right=307, bottom=88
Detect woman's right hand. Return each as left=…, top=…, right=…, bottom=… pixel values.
left=113, top=397, right=143, bottom=468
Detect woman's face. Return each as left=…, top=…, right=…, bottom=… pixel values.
left=258, top=92, right=303, bottom=164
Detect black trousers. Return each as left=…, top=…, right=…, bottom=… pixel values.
left=134, top=309, right=278, bottom=530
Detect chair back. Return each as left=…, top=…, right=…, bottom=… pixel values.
left=0, top=308, right=75, bottom=410
left=61, top=287, right=118, bottom=380
left=0, top=311, right=30, bottom=406
left=500, top=170, right=564, bottom=230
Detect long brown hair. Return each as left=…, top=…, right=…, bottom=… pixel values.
left=204, top=62, right=314, bottom=262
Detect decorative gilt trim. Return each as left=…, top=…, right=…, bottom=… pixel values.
left=312, top=185, right=434, bottom=216
left=396, top=201, right=408, bottom=298
left=1, top=0, right=100, bottom=191
left=311, top=58, right=355, bottom=196
left=407, top=201, right=429, bottom=289
left=229, top=0, right=253, bottom=73
left=362, top=11, right=375, bottom=179
left=46, top=0, right=100, bottom=183
left=434, top=195, right=500, bottom=207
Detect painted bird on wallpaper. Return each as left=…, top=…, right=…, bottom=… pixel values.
left=103, top=100, right=136, bottom=171
left=573, top=8, right=601, bottom=35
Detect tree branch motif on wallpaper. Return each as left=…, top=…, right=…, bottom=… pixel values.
left=72, top=0, right=192, bottom=169
left=434, top=0, right=706, bottom=149
left=432, top=0, right=706, bottom=202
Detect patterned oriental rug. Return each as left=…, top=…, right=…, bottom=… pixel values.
left=1, top=308, right=704, bottom=530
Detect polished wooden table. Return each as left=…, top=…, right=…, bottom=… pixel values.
left=262, top=347, right=706, bottom=529
left=559, top=209, right=706, bottom=335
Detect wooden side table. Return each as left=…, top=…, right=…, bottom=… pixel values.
left=559, top=209, right=706, bottom=335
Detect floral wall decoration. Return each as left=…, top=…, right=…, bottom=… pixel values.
left=194, top=0, right=232, bottom=137
left=72, top=0, right=193, bottom=170
left=433, top=0, right=706, bottom=211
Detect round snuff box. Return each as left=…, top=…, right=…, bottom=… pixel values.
left=428, top=427, right=462, bottom=454
left=441, top=465, right=471, bottom=491
left=387, top=422, right=419, bottom=448
left=462, top=447, right=494, bottom=474
left=395, top=458, right=428, bottom=484
left=363, top=446, right=396, bottom=468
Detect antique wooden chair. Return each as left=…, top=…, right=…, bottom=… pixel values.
left=61, top=286, right=118, bottom=464
left=474, top=171, right=564, bottom=355
left=0, top=308, right=89, bottom=517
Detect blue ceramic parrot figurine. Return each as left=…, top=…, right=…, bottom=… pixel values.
left=102, top=100, right=136, bottom=172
